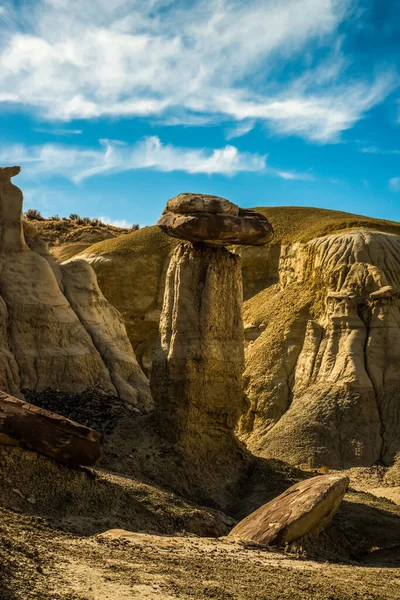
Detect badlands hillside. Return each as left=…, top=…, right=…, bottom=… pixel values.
left=25, top=213, right=132, bottom=262
left=65, top=205, right=400, bottom=471
left=1, top=175, right=400, bottom=600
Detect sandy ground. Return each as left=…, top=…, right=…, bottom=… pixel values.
left=1, top=506, right=400, bottom=600
left=1, top=449, right=400, bottom=599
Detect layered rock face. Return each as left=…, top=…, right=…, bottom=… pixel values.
left=0, top=167, right=151, bottom=411
left=151, top=244, right=247, bottom=502
left=77, top=227, right=178, bottom=377
left=151, top=195, right=273, bottom=505
left=75, top=206, right=400, bottom=376
left=241, top=229, right=400, bottom=468
left=74, top=204, right=400, bottom=469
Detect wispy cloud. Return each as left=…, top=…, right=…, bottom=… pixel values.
left=225, top=120, right=255, bottom=140
left=0, top=136, right=314, bottom=183
left=0, top=137, right=266, bottom=181
left=34, top=127, right=83, bottom=136
left=97, top=215, right=131, bottom=228
left=0, top=0, right=396, bottom=142
left=266, top=167, right=316, bottom=182
left=389, top=177, right=400, bottom=192
left=361, top=145, right=400, bottom=155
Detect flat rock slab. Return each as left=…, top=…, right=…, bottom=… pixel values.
left=166, top=193, right=239, bottom=216
left=228, top=474, right=349, bottom=546
left=0, top=391, right=103, bottom=466
left=157, top=193, right=273, bottom=247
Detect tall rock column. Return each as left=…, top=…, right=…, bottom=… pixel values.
left=0, top=166, right=26, bottom=251
left=151, top=193, right=273, bottom=506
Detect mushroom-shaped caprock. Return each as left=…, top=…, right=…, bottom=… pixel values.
left=157, top=193, right=274, bottom=247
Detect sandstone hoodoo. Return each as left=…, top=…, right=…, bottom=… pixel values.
left=151, top=194, right=274, bottom=506
left=228, top=474, right=349, bottom=546
left=0, top=391, right=102, bottom=466
left=0, top=166, right=152, bottom=411
left=157, top=193, right=274, bottom=247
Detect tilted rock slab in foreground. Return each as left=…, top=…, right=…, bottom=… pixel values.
left=228, top=474, right=349, bottom=546
left=0, top=167, right=151, bottom=411
left=0, top=391, right=102, bottom=466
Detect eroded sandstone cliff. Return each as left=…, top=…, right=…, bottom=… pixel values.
left=74, top=205, right=400, bottom=469
left=241, top=229, right=400, bottom=468
left=0, top=167, right=151, bottom=411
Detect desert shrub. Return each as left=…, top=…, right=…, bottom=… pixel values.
left=48, top=215, right=60, bottom=221
left=69, top=213, right=80, bottom=221
left=131, top=223, right=140, bottom=231
left=24, top=209, right=44, bottom=221
left=53, top=221, right=67, bottom=231
left=91, top=218, right=100, bottom=227
left=76, top=217, right=87, bottom=225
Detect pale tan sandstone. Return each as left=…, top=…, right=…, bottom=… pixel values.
left=78, top=227, right=178, bottom=377
left=61, top=259, right=152, bottom=412
left=241, top=229, right=400, bottom=468
left=0, top=167, right=151, bottom=410
left=75, top=208, right=400, bottom=468
left=228, top=474, right=349, bottom=546
left=76, top=227, right=277, bottom=374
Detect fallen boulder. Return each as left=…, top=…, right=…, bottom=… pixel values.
left=0, top=391, right=102, bottom=466
left=157, top=193, right=273, bottom=247
left=228, top=474, right=349, bottom=546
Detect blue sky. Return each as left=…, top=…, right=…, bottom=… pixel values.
left=1, top=0, right=400, bottom=226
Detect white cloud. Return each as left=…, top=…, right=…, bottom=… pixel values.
left=97, top=216, right=131, bottom=228
left=266, top=167, right=316, bottom=181
left=0, top=136, right=314, bottom=183
left=389, top=177, right=400, bottom=192
left=0, top=137, right=266, bottom=181
left=34, top=127, right=83, bottom=136
left=361, top=145, right=400, bottom=155
left=0, top=0, right=395, bottom=142
left=225, top=120, right=255, bottom=141
left=0, top=92, right=18, bottom=101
